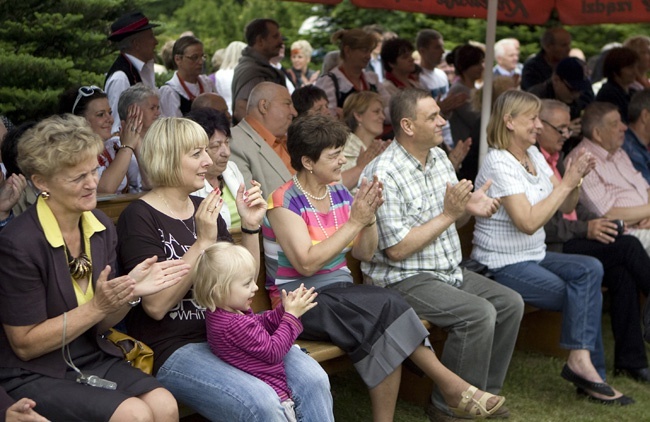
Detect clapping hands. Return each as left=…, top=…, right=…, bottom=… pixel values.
left=282, top=283, right=318, bottom=318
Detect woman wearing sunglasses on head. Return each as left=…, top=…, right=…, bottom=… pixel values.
left=59, top=85, right=144, bottom=194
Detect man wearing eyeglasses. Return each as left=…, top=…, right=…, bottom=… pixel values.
left=106, top=11, right=159, bottom=135
left=539, top=99, right=650, bottom=384
left=159, top=36, right=218, bottom=117
left=231, top=18, right=287, bottom=124
left=529, top=57, right=595, bottom=147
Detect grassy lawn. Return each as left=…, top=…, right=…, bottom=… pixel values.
left=331, top=317, right=650, bottom=421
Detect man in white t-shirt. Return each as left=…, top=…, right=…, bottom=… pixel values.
left=416, top=29, right=467, bottom=148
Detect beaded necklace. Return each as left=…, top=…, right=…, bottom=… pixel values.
left=292, top=175, right=339, bottom=238
left=155, top=192, right=197, bottom=239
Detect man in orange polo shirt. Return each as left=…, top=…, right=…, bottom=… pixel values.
left=230, top=82, right=297, bottom=198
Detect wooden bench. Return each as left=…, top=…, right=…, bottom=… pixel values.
left=97, top=194, right=565, bottom=406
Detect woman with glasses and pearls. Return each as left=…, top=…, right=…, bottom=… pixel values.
left=471, top=90, right=633, bottom=405
left=159, top=36, right=218, bottom=118
left=0, top=114, right=190, bottom=421
left=186, top=107, right=245, bottom=229
left=59, top=85, right=143, bottom=194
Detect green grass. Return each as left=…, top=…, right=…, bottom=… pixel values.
left=331, top=317, right=650, bottom=421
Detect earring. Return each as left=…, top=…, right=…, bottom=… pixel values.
left=309, top=169, right=313, bottom=174
left=40, top=191, right=50, bottom=199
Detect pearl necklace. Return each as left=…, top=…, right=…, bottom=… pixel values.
left=293, top=175, right=328, bottom=201
left=293, top=176, right=339, bottom=238
left=155, top=192, right=197, bottom=239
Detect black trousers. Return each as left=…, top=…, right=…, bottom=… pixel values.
left=564, top=234, right=650, bottom=370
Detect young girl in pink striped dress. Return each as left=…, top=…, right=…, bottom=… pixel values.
left=191, top=242, right=318, bottom=422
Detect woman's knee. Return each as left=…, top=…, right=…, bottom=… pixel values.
left=138, top=388, right=179, bottom=421
left=110, top=397, right=154, bottom=422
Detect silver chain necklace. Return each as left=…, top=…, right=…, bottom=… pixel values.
left=155, top=192, right=197, bottom=239
left=293, top=176, right=339, bottom=238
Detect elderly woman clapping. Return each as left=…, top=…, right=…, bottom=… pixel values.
left=0, top=114, right=189, bottom=421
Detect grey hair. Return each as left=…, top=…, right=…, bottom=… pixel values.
left=118, top=83, right=159, bottom=121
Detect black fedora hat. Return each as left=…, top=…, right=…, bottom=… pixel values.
left=108, top=11, right=159, bottom=42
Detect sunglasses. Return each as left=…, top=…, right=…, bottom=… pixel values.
left=72, top=85, right=103, bottom=114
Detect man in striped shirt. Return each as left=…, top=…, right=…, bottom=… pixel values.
left=361, top=88, right=524, bottom=420
left=567, top=101, right=650, bottom=255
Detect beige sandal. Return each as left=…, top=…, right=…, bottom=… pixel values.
left=448, top=385, right=506, bottom=419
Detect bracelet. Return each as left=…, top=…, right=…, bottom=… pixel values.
left=576, top=177, right=584, bottom=188
left=241, top=225, right=261, bottom=234
left=0, top=210, right=14, bottom=228
left=366, top=217, right=377, bottom=227
left=128, top=297, right=142, bottom=307
left=119, top=145, right=135, bottom=154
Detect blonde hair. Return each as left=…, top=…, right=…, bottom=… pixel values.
left=343, top=91, right=384, bottom=132
left=291, top=40, right=313, bottom=59
left=487, top=90, right=541, bottom=150
left=220, top=41, right=247, bottom=70
left=192, top=242, right=258, bottom=311
left=331, top=29, right=377, bottom=60
left=18, top=114, right=103, bottom=180
left=139, top=117, right=208, bottom=188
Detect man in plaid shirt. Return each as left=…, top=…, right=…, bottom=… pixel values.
left=361, top=88, right=524, bottom=420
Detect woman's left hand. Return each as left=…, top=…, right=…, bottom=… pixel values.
left=129, top=256, right=191, bottom=297
left=350, top=175, right=384, bottom=227
left=120, top=104, right=144, bottom=150
left=236, top=180, right=266, bottom=229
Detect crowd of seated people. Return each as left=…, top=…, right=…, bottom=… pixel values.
left=2, top=9, right=650, bottom=421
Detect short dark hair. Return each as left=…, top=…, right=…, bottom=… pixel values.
left=416, top=29, right=442, bottom=51
left=244, top=18, right=278, bottom=46
left=287, top=115, right=348, bottom=171
left=447, top=44, right=484, bottom=75
left=390, top=88, right=431, bottom=137
left=602, top=47, right=639, bottom=80
left=185, top=107, right=231, bottom=139
left=172, top=36, right=203, bottom=70
left=582, top=101, right=619, bottom=139
left=380, top=38, right=414, bottom=73
left=291, top=85, right=328, bottom=117
left=1, top=121, right=36, bottom=177
left=628, top=89, right=650, bottom=123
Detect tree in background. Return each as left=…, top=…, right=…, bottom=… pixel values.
left=0, top=0, right=159, bottom=123
left=2, top=0, right=647, bottom=123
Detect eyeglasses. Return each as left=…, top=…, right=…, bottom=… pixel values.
left=182, top=54, right=207, bottom=63
left=72, top=85, right=103, bottom=114
left=541, top=119, right=572, bottom=138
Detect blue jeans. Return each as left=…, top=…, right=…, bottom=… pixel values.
left=491, top=252, right=607, bottom=378
left=157, top=342, right=333, bottom=422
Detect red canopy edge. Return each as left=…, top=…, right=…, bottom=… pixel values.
left=284, top=0, right=650, bottom=25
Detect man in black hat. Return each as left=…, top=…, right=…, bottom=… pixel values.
left=529, top=57, right=595, bottom=151
left=231, top=18, right=286, bottom=123
left=105, top=11, right=159, bottom=134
